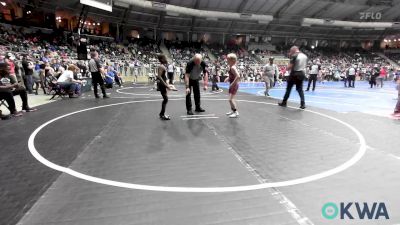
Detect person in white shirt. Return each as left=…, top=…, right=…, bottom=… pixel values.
left=57, top=64, right=82, bottom=98
left=347, top=65, right=356, bottom=88
left=176, top=66, right=182, bottom=83
left=306, top=60, right=321, bottom=92
left=167, top=63, right=175, bottom=84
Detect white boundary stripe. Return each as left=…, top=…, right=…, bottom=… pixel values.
left=182, top=117, right=219, bottom=120
left=27, top=99, right=367, bottom=193
left=180, top=114, right=216, bottom=118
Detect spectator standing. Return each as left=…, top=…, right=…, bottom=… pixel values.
left=211, top=63, right=220, bottom=92
left=306, top=60, right=320, bottom=92
left=263, top=57, right=279, bottom=96
left=378, top=67, right=387, bottom=88
left=5, top=53, right=17, bottom=84
left=22, top=55, right=34, bottom=94
left=167, top=63, right=175, bottom=85
left=370, top=66, right=379, bottom=88
left=393, top=78, right=400, bottom=117
left=347, top=65, right=356, bottom=88
left=88, top=51, right=108, bottom=99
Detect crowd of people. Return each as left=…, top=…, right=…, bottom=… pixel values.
left=1, top=21, right=400, bottom=119
left=0, top=23, right=162, bottom=119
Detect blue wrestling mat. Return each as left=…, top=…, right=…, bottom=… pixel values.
left=219, top=81, right=398, bottom=116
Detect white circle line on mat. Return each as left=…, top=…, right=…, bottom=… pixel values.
left=28, top=99, right=367, bottom=192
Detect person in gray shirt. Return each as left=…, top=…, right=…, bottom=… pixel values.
left=185, top=54, right=209, bottom=115
left=263, top=57, right=279, bottom=97
left=279, top=46, right=307, bottom=109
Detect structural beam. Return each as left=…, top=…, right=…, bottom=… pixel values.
left=274, top=0, right=296, bottom=18
left=227, top=0, right=250, bottom=34
left=157, top=0, right=171, bottom=29
left=190, top=0, right=201, bottom=33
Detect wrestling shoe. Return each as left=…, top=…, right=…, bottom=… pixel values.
left=278, top=102, right=287, bottom=107
left=226, top=111, right=234, bottom=116
left=229, top=111, right=239, bottom=118
left=160, top=115, right=171, bottom=120
left=195, top=108, right=205, bottom=113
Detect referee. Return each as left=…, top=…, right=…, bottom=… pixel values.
left=89, top=51, right=108, bottom=99
left=185, top=54, right=208, bottom=115
left=279, top=46, right=307, bottom=109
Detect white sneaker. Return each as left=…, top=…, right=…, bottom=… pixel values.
left=229, top=111, right=239, bottom=118
left=226, top=111, right=234, bottom=116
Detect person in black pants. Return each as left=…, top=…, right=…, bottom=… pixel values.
left=306, top=61, right=320, bottom=92
left=370, top=66, right=379, bottom=88
left=306, top=74, right=317, bottom=91
left=157, top=55, right=172, bottom=120
left=347, top=65, right=356, bottom=88
left=185, top=54, right=208, bottom=115
left=22, top=55, right=34, bottom=94
left=88, top=51, right=108, bottom=99
left=211, top=63, right=220, bottom=92
left=279, top=46, right=308, bottom=109
left=167, top=63, right=175, bottom=85
left=0, top=62, right=37, bottom=117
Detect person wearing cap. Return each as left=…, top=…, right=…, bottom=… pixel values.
left=262, top=57, right=279, bottom=97
left=184, top=54, right=208, bottom=115
left=306, top=60, right=321, bottom=92
left=278, top=46, right=308, bottom=109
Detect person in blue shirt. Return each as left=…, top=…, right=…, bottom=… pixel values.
left=105, top=66, right=116, bottom=89
left=107, top=65, right=122, bottom=87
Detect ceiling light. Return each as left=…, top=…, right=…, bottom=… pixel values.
left=80, top=0, right=112, bottom=12
left=0, top=2, right=6, bottom=6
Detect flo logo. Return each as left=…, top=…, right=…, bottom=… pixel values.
left=322, top=202, right=389, bottom=220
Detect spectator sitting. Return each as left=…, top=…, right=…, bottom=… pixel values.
left=104, top=66, right=116, bottom=89
left=57, top=64, right=82, bottom=98
left=0, top=62, right=37, bottom=117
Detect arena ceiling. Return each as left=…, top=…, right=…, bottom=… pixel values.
left=17, top=0, right=400, bottom=40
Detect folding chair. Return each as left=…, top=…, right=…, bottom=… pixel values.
left=0, top=99, right=8, bottom=108
left=48, top=81, right=69, bottom=100
left=0, top=99, right=10, bottom=119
